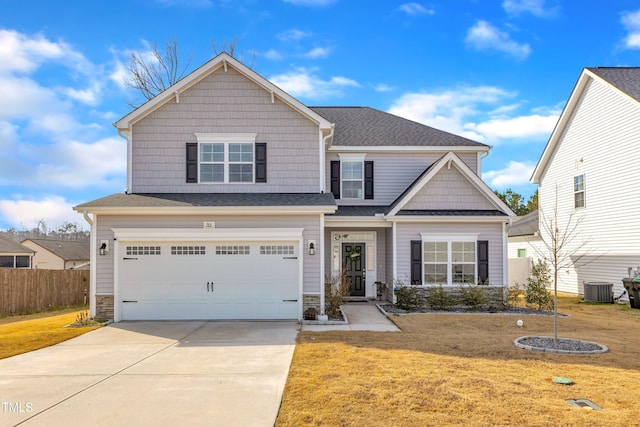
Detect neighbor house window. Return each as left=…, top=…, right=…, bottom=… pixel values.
left=0, top=255, right=30, bottom=268
left=422, top=235, right=477, bottom=285
left=517, top=248, right=527, bottom=258
left=195, top=133, right=256, bottom=184
left=342, top=161, right=364, bottom=199
left=574, top=174, right=585, bottom=208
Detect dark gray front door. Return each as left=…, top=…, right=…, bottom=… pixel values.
left=342, top=243, right=365, bottom=297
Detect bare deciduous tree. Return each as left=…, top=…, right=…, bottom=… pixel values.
left=534, top=187, right=600, bottom=342
left=124, top=38, right=193, bottom=106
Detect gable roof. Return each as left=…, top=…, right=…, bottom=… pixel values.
left=22, top=239, right=89, bottom=261
left=386, top=152, right=516, bottom=217
left=310, top=106, right=489, bottom=149
left=0, top=235, right=34, bottom=254
left=531, top=67, right=640, bottom=183
left=115, top=53, right=333, bottom=133
left=508, top=209, right=539, bottom=237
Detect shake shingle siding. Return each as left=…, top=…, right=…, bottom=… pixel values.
left=131, top=67, right=321, bottom=194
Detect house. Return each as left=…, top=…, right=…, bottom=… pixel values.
left=507, top=210, right=543, bottom=286
left=20, top=239, right=90, bottom=270
left=531, top=67, right=640, bottom=299
left=0, top=235, right=34, bottom=268
left=74, top=53, right=516, bottom=321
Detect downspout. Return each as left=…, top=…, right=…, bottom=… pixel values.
left=82, top=211, right=97, bottom=318
left=321, top=124, right=335, bottom=192
left=118, top=129, right=132, bottom=193
left=478, top=150, right=489, bottom=175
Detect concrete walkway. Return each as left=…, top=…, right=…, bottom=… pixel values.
left=0, top=321, right=298, bottom=427
left=301, top=303, right=401, bottom=332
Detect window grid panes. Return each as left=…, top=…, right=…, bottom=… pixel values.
left=574, top=174, right=585, bottom=208
left=171, top=246, right=206, bottom=255
left=126, top=246, right=161, bottom=256
left=215, top=245, right=250, bottom=255
left=200, top=142, right=254, bottom=183
left=260, top=245, right=295, bottom=255
left=423, top=240, right=476, bottom=285
left=342, top=161, right=363, bottom=199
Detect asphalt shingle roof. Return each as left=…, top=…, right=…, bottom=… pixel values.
left=310, top=106, right=488, bottom=147
left=0, top=236, right=34, bottom=254
left=75, top=192, right=337, bottom=209
left=508, top=209, right=539, bottom=237
left=588, top=67, right=640, bottom=102
left=24, top=239, right=89, bottom=261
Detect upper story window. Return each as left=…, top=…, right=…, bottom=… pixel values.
left=574, top=174, right=585, bottom=208
left=342, top=161, right=364, bottom=199
left=331, top=154, right=373, bottom=200
left=192, top=133, right=261, bottom=184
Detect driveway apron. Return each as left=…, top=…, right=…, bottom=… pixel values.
left=0, top=321, right=299, bottom=427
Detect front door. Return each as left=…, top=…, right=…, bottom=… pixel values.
left=342, top=243, right=365, bottom=297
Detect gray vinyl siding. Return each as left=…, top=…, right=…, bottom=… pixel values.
left=326, top=152, right=479, bottom=206
left=130, top=66, right=321, bottom=193
left=95, top=214, right=321, bottom=295
left=403, top=165, right=496, bottom=210
left=394, top=222, right=504, bottom=286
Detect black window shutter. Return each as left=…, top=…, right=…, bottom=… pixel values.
left=330, top=161, right=340, bottom=199
left=411, top=240, right=422, bottom=286
left=364, top=161, right=374, bottom=199
left=186, top=143, right=198, bottom=183
left=477, top=240, right=489, bottom=283
left=255, top=143, right=267, bottom=183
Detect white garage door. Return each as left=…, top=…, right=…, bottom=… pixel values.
left=118, top=241, right=300, bottom=320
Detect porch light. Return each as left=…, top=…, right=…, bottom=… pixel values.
left=99, top=242, right=107, bottom=256
left=308, top=241, right=316, bottom=255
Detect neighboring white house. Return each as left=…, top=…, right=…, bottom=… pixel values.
left=530, top=67, right=640, bottom=299
left=507, top=210, right=543, bottom=287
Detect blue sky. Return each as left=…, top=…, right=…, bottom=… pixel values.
left=1, top=0, right=639, bottom=230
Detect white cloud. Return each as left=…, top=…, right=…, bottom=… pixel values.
left=270, top=68, right=360, bottom=99
left=0, top=196, right=85, bottom=230
left=466, top=114, right=558, bottom=140
left=282, top=0, right=336, bottom=6
left=465, top=20, right=531, bottom=59
left=482, top=161, right=536, bottom=189
left=502, top=0, right=555, bottom=17
left=373, top=83, right=395, bottom=92
left=398, top=3, right=435, bottom=15
left=263, top=49, right=284, bottom=60
left=303, top=47, right=331, bottom=59
left=621, top=10, right=640, bottom=49
left=388, top=85, right=559, bottom=144
left=0, top=29, right=67, bottom=74
left=277, top=29, right=313, bottom=41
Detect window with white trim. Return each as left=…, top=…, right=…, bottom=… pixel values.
left=196, top=133, right=256, bottom=183
left=342, top=161, right=364, bottom=199
left=574, top=174, right=585, bottom=208
left=422, top=235, right=477, bottom=285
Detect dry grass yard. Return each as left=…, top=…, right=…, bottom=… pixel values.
left=0, top=309, right=99, bottom=359
left=277, top=297, right=640, bottom=426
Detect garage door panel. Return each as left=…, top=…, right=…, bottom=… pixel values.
left=118, top=240, right=300, bottom=320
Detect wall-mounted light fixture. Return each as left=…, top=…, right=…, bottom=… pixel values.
left=308, top=240, right=317, bottom=255
left=99, top=240, right=109, bottom=256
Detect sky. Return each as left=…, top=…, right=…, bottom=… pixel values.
left=1, top=0, right=639, bottom=231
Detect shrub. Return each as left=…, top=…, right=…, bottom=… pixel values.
left=507, top=283, right=525, bottom=308
left=459, top=286, right=487, bottom=310
left=525, top=260, right=553, bottom=311
left=427, top=285, right=457, bottom=310
left=325, top=269, right=350, bottom=318
left=394, top=286, right=423, bottom=310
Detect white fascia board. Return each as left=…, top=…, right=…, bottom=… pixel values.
left=73, top=205, right=337, bottom=215
left=324, top=217, right=391, bottom=228
left=386, top=216, right=511, bottom=224
left=115, top=53, right=333, bottom=131
left=531, top=69, right=591, bottom=184
left=328, top=146, right=489, bottom=153
left=112, top=227, right=304, bottom=242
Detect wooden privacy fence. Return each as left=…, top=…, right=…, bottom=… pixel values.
left=0, top=268, right=90, bottom=316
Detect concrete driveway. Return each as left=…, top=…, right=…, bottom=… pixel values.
left=0, top=321, right=299, bottom=427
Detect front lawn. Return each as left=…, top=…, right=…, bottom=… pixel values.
left=0, top=308, right=100, bottom=359
left=277, top=297, right=640, bottom=426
